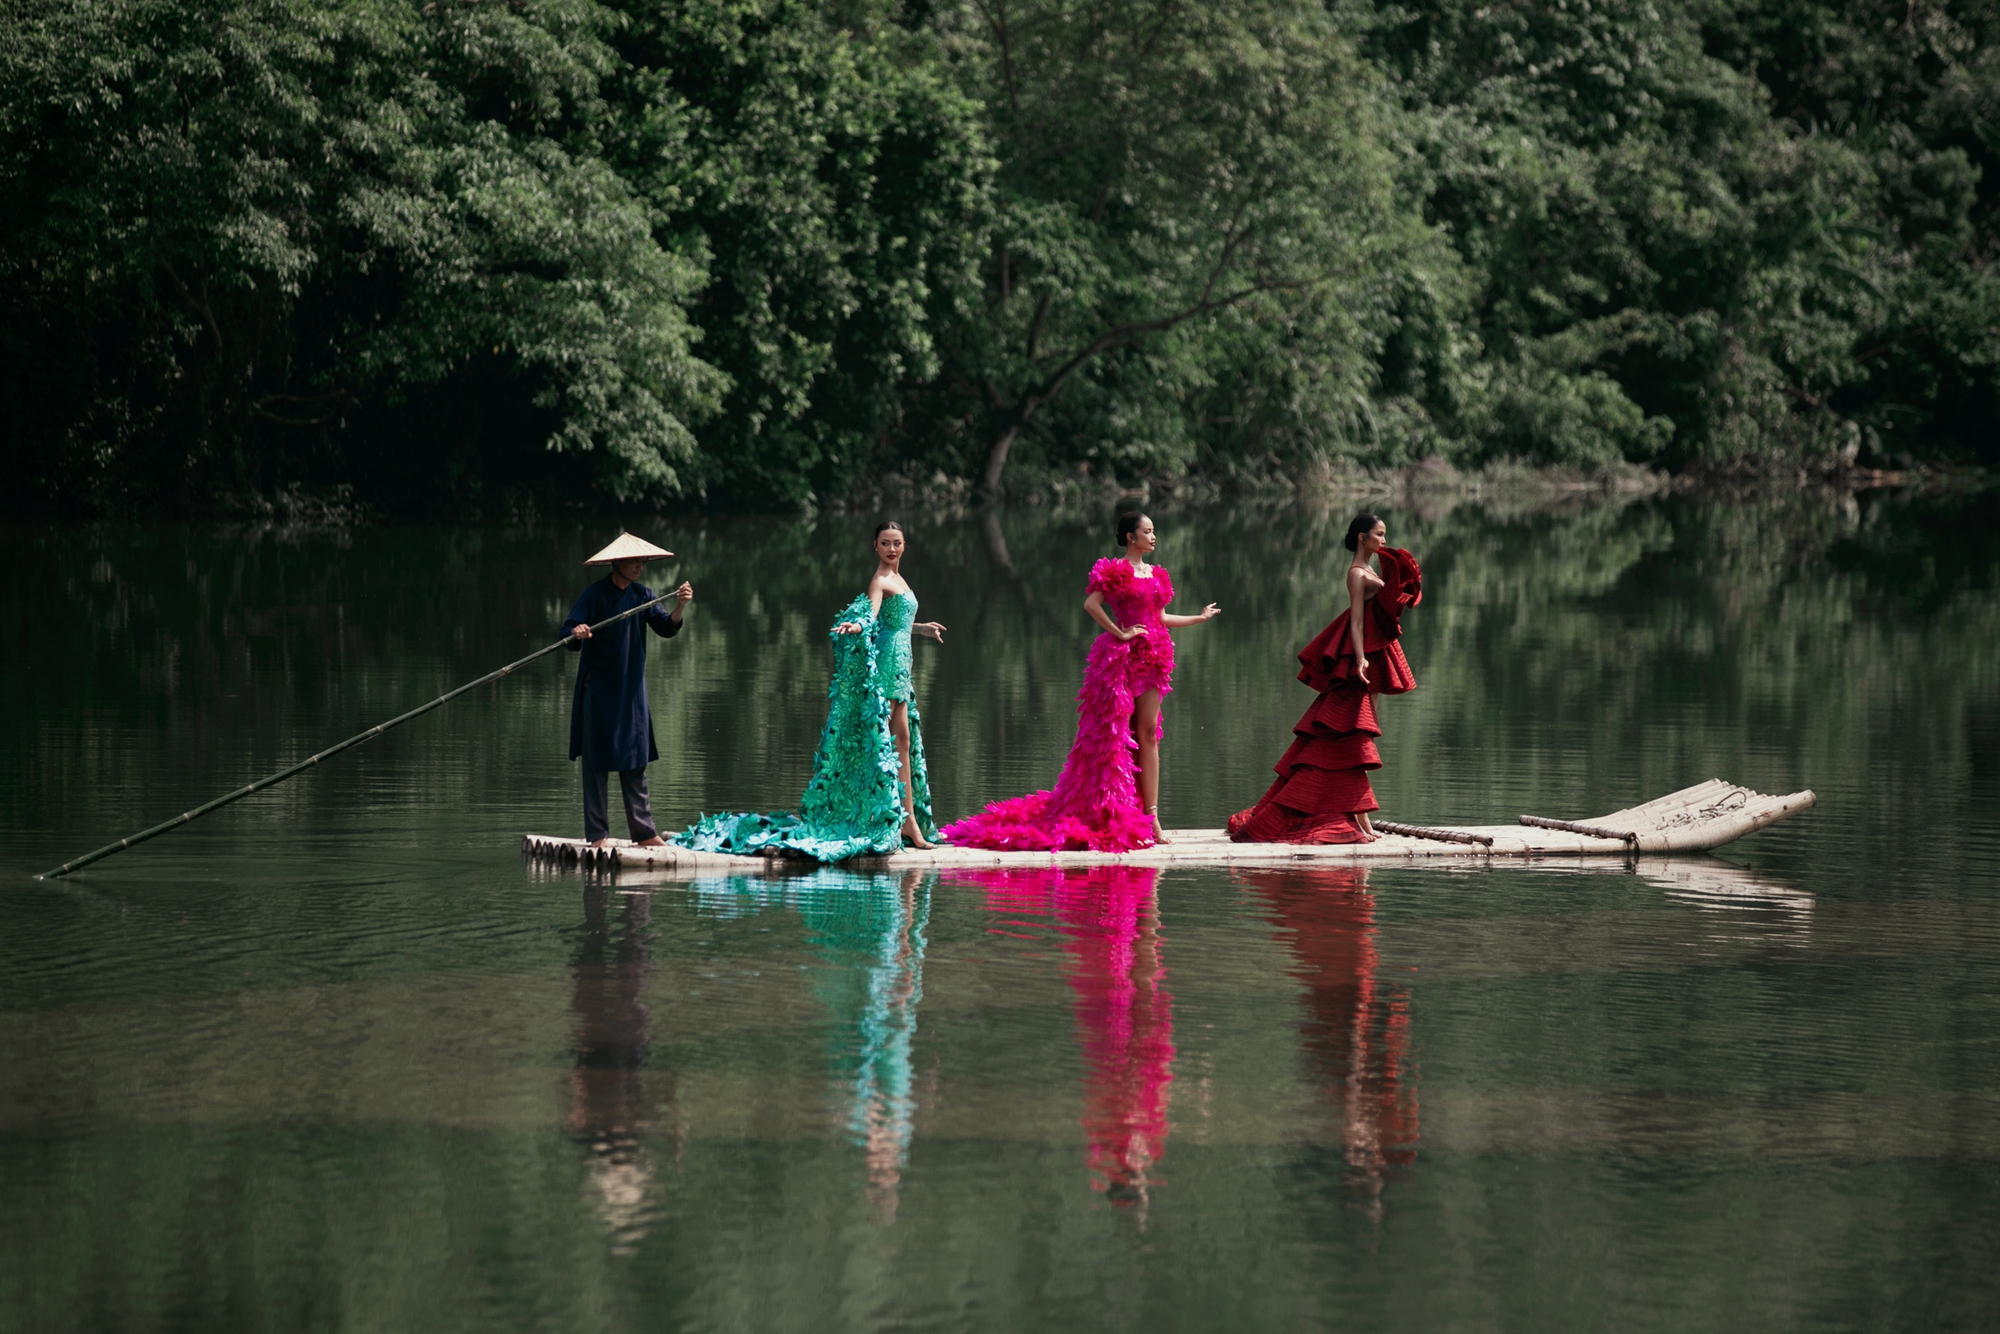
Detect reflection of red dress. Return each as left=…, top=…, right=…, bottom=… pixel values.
left=951, top=866, right=1174, bottom=1204
left=1235, top=868, right=1418, bottom=1180
left=1230, top=548, right=1421, bottom=844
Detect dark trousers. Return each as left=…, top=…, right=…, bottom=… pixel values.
left=583, top=766, right=657, bottom=843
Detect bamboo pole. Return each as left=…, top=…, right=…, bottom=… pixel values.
left=1374, top=820, right=1494, bottom=847
left=37, top=591, right=676, bottom=880
left=1518, top=815, right=1637, bottom=844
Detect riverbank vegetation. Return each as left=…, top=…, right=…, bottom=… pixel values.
left=5, top=0, right=1996, bottom=516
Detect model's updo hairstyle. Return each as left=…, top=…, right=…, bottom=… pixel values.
left=1343, top=512, right=1383, bottom=553
left=873, top=519, right=905, bottom=543
left=1114, top=511, right=1150, bottom=548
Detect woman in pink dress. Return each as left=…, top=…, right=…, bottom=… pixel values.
left=942, top=513, right=1220, bottom=850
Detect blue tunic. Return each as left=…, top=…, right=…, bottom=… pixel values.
left=561, top=577, right=682, bottom=771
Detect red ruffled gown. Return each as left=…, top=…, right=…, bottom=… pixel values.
left=1229, top=548, right=1421, bottom=844
left=943, top=559, right=1177, bottom=851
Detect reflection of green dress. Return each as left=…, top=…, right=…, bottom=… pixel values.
left=688, top=871, right=930, bottom=1188
left=674, top=591, right=937, bottom=862
left=795, top=874, right=928, bottom=1172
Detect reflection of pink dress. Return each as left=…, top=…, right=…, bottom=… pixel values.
left=943, top=559, right=1176, bottom=851
left=953, top=867, right=1174, bottom=1203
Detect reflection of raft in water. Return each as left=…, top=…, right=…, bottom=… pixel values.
left=524, top=778, right=1814, bottom=872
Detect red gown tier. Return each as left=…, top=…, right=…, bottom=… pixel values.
left=1229, top=548, right=1421, bottom=844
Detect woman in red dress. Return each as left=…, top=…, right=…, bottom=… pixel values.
left=1229, top=513, right=1421, bottom=844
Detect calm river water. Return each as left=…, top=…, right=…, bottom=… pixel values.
left=3, top=485, right=1998, bottom=1332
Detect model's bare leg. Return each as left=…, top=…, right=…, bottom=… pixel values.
left=890, top=701, right=934, bottom=849
left=1134, top=689, right=1168, bottom=843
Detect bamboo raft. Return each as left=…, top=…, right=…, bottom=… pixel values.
left=523, top=778, right=1814, bottom=873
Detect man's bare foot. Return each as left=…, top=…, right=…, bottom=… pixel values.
left=902, top=815, right=935, bottom=850
left=589, top=837, right=615, bottom=848
left=634, top=836, right=666, bottom=847
left=1355, top=816, right=1379, bottom=843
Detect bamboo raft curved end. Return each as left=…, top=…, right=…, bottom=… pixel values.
left=522, top=779, right=1816, bottom=876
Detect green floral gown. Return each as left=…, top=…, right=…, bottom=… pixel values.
left=674, top=591, right=937, bottom=861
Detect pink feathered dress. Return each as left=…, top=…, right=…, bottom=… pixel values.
left=942, top=558, right=1176, bottom=851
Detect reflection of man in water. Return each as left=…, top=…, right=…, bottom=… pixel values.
left=566, top=882, right=671, bottom=1251
left=1235, top=867, right=1418, bottom=1212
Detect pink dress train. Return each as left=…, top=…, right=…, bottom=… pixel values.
left=942, top=559, right=1177, bottom=851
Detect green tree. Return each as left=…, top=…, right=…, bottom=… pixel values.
left=603, top=0, right=993, bottom=506
left=5, top=0, right=1996, bottom=514
left=919, top=0, right=1434, bottom=497
left=1358, top=0, right=2000, bottom=471
left=0, top=0, right=721, bottom=511
left=1699, top=0, right=2000, bottom=464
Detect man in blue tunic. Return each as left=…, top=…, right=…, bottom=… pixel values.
left=562, top=533, right=694, bottom=846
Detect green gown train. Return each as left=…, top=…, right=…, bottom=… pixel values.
left=673, top=591, right=937, bottom=862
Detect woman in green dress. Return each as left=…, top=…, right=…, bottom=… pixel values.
left=675, top=521, right=947, bottom=860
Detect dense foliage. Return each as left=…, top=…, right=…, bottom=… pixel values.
left=2, top=0, right=1995, bottom=514
left=1364, top=0, right=2000, bottom=472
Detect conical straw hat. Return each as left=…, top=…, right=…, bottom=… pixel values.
left=584, top=531, right=674, bottom=565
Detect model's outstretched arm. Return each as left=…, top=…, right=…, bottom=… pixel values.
left=835, top=578, right=889, bottom=634
left=1160, top=602, right=1220, bottom=628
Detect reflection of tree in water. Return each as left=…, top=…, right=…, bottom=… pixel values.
left=957, top=866, right=1175, bottom=1216
left=1235, top=867, right=1417, bottom=1216
left=566, top=881, right=671, bottom=1254
left=691, top=870, right=931, bottom=1224
left=976, top=509, right=1092, bottom=651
